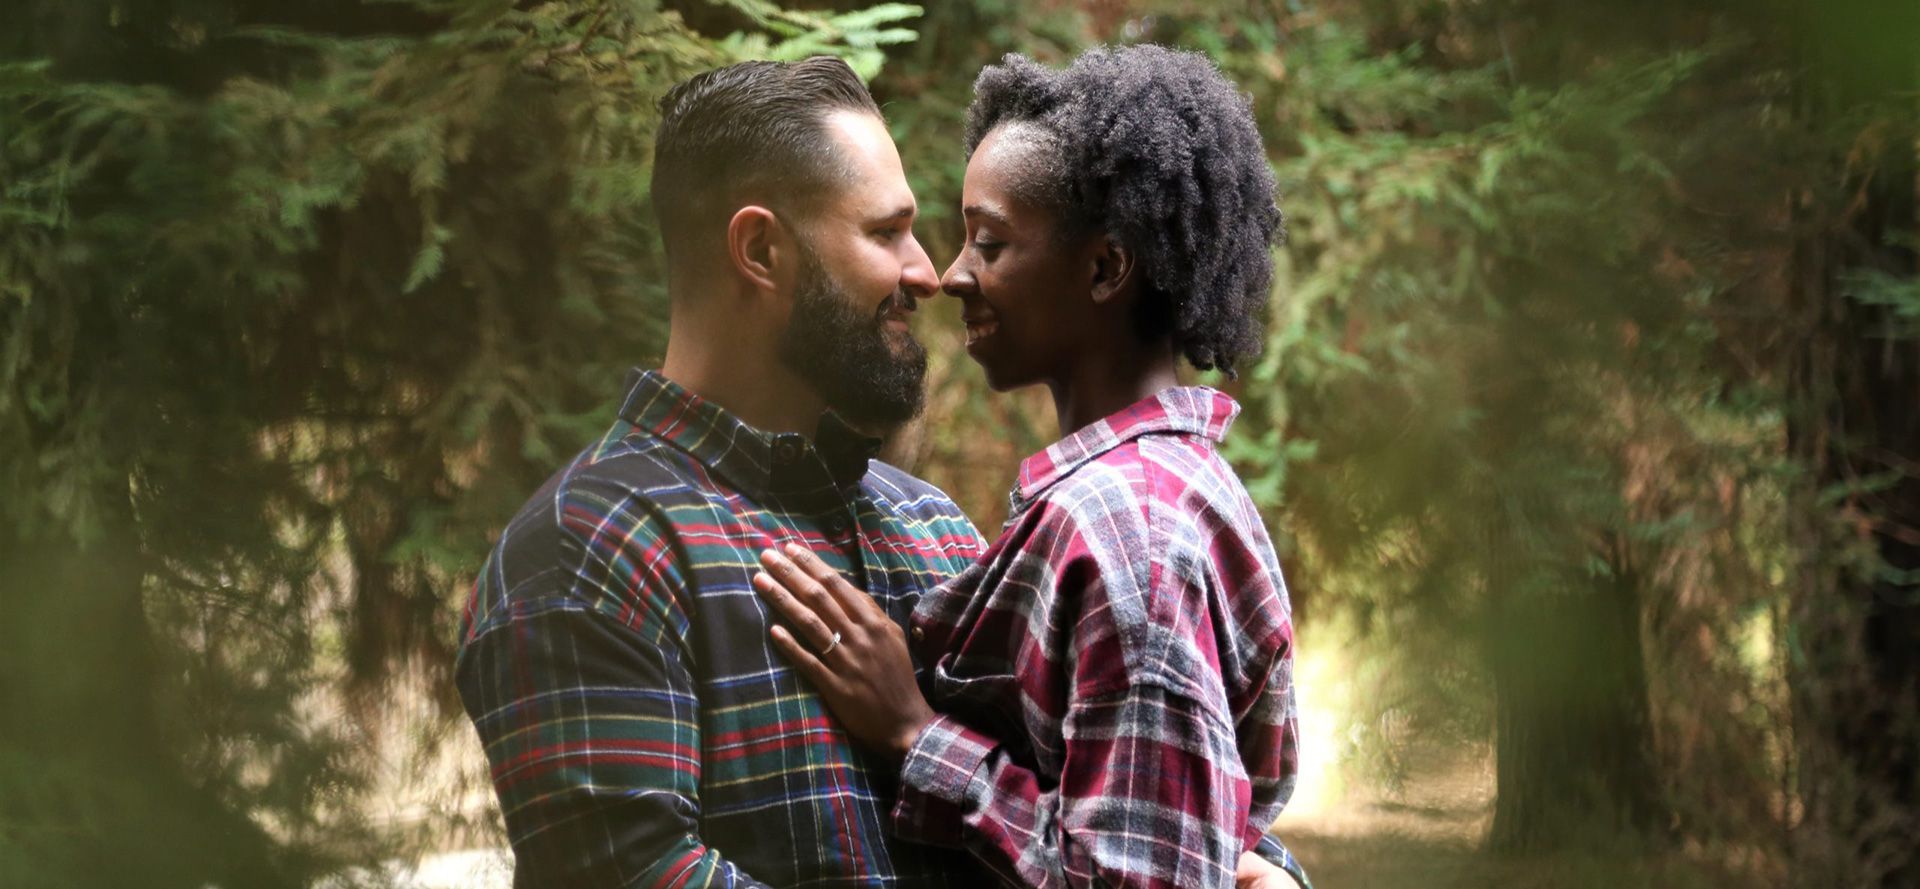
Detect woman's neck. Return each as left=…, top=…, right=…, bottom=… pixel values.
left=1047, top=341, right=1182, bottom=438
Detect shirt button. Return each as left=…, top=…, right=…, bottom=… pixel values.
left=823, top=514, right=848, bottom=536
left=771, top=433, right=804, bottom=465
left=910, top=626, right=925, bottom=643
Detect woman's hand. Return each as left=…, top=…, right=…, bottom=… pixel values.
left=753, top=543, right=936, bottom=761
left=1235, top=851, right=1299, bottom=889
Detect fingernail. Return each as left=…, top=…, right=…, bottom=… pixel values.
left=784, top=542, right=807, bottom=558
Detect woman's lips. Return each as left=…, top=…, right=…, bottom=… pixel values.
left=964, top=318, right=999, bottom=346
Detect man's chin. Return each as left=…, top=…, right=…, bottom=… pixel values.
left=830, top=371, right=927, bottom=430
left=834, top=390, right=925, bottom=431
left=883, top=327, right=924, bottom=356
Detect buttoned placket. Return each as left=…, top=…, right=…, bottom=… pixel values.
left=767, top=432, right=869, bottom=587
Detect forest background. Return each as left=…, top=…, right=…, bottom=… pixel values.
left=3, top=0, right=1917, bottom=887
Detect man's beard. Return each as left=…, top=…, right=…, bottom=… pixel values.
left=776, top=241, right=928, bottom=428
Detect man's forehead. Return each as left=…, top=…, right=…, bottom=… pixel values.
left=820, top=110, right=916, bottom=220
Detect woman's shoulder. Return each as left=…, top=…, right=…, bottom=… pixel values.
left=1033, top=433, right=1239, bottom=532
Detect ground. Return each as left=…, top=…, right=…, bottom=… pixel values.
left=1273, top=741, right=1777, bottom=889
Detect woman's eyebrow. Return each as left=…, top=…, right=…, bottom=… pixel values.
left=962, top=204, right=1012, bottom=227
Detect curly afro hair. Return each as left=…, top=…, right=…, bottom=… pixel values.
left=964, top=46, right=1282, bottom=377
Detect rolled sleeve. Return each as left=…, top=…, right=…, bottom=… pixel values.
left=892, top=714, right=996, bottom=848
left=889, top=681, right=1250, bottom=889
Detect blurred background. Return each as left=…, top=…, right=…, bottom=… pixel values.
left=3, top=1, right=1917, bottom=886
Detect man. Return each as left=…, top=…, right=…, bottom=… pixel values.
left=455, top=56, right=1299, bottom=888
left=455, top=56, right=985, bottom=888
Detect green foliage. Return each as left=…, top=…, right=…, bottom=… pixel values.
left=888, top=0, right=1884, bottom=867
left=0, top=1, right=925, bottom=884
left=4, top=0, right=1914, bottom=883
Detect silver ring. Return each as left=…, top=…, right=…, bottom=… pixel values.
left=820, top=631, right=842, bottom=657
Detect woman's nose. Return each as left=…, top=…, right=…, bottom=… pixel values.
left=939, top=253, right=973, bottom=297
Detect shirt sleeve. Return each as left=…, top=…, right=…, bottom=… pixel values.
left=891, top=686, right=1250, bottom=889
left=455, top=486, right=771, bottom=889
left=1251, top=834, right=1313, bottom=889
left=890, top=510, right=1254, bottom=889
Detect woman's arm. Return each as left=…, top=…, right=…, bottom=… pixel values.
left=753, top=544, right=1259, bottom=889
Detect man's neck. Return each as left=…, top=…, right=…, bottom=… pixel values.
left=660, top=332, right=825, bottom=437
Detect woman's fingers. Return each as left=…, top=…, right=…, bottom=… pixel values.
left=757, top=547, right=853, bottom=627
left=769, top=624, right=837, bottom=691
left=752, top=568, right=842, bottom=657
left=779, top=543, right=883, bottom=626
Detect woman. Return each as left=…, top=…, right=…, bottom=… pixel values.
left=753, top=46, right=1304, bottom=889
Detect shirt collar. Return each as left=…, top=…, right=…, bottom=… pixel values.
left=616, top=369, right=882, bottom=497
left=1010, top=386, right=1240, bottom=513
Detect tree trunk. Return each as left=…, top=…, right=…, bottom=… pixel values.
left=1488, top=556, right=1662, bottom=852
left=1786, top=137, right=1920, bottom=889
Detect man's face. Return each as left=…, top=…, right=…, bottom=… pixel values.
left=775, top=110, right=939, bottom=428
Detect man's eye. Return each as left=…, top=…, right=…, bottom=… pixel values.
left=875, top=227, right=905, bottom=242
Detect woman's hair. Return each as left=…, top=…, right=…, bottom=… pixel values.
left=964, top=46, right=1282, bottom=376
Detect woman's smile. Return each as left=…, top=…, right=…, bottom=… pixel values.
left=963, top=311, right=1000, bottom=348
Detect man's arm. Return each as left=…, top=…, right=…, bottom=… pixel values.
left=459, top=601, right=768, bottom=889
left=456, top=486, right=770, bottom=889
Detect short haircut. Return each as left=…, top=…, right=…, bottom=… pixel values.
left=651, top=57, right=882, bottom=266
left=964, top=46, right=1283, bottom=377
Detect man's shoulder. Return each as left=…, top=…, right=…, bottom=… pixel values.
left=862, top=460, right=971, bottom=523
left=462, top=424, right=719, bottom=633
left=522, top=422, right=736, bottom=530
left=860, top=460, right=987, bottom=560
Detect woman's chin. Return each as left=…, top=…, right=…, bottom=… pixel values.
left=971, top=360, right=1032, bottom=394
left=963, top=337, right=1039, bottom=392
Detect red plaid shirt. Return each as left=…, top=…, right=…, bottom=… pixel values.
left=893, top=387, right=1300, bottom=888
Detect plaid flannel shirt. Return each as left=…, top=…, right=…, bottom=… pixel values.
left=456, top=370, right=991, bottom=888
left=893, top=387, right=1302, bottom=889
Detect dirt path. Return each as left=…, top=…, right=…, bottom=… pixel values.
left=1270, top=743, right=1771, bottom=888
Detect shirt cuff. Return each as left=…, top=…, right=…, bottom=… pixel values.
left=1252, top=833, right=1313, bottom=889
left=889, top=713, right=994, bottom=847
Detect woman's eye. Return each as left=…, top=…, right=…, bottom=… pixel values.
left=973, top=238, right=1004, bottom=251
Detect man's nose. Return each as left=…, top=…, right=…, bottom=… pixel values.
left=900, top=233, right=939, bottom=298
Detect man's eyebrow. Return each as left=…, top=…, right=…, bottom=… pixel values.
left=866, top=205, right=916, bottom=225
left=962, top=204, right=1012, bottom=227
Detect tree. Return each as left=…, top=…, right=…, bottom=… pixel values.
left=0, top=2, right=919, bottom=885
left=1782, top=3, right=1920, bottom=883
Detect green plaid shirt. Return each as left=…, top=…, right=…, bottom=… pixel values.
left=456, top=370, right=990, bottom=888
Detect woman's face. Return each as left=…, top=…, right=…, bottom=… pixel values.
left=940, top=125, right=1099, bottom=392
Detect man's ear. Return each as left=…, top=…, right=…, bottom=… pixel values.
left=1089, top=234, right=1139, bottom=305
left=727, top=205, right=793, bottom=295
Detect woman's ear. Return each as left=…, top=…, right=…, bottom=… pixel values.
left=1089, top=234, right=1138, bottom=305
left=727, top=205, right=793, bottom=295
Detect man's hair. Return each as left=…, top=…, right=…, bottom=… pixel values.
left=963, top=46, right=1283, bottom=377
left=651, top=57, right=881, bottom=267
